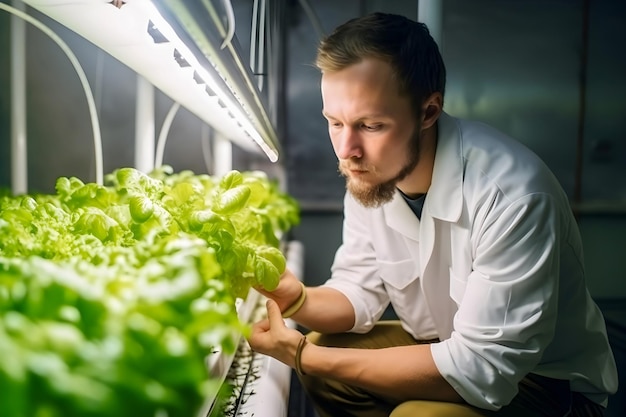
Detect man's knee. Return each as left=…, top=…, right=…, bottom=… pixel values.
left=303, top=330, right=324, bottom=345
left=390, top=401, right=490, bottom=417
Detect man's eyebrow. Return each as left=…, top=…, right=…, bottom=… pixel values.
left=322, top=111, right=388, bottom=120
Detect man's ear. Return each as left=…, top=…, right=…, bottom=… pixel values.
left=421, top=92, right=443, bottom=130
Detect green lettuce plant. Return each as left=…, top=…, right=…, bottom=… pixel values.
left=0, top=167, right=300, bottom=417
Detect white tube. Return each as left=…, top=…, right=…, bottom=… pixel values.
left=417, top=0, right=443, bottom=49
left=249, top=0, right=259, bottom=72
left=200, top=124, right=213, bottom=173
left=297, top=0, right=325, bottom=40
left=134, top=75, right=155, bottom=173
left=212, top=132, right=232, bottom=176
left=154, top=101, right=180, bottom=168
left=220, top=0, right=236, bottom=50
left=257, top=0, right=266, bottom=91
left=10, top=0, right=27, bottom=195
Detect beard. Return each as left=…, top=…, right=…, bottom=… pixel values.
left=339, top=127, right=422, bottom=208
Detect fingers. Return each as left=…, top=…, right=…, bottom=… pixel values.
left=248, top=300, right=286, bottom=343
left=251, top=317, right=270, bottom=333
left=266, top=298, right=286, bottom=328
left=248, top=301, right=287, bottom=354
left=248, top=301, right=306, bottom=368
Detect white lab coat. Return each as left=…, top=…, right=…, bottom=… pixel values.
left=323, top=112, right=618, bottom=410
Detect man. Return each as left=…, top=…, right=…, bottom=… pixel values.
left=248, top=12, right=618, bottom=417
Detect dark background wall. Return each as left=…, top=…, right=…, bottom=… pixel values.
left=281, top=0, right=626, bottom=300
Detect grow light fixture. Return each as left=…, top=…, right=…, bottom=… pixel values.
left=22, top=0, right=280, bottom=162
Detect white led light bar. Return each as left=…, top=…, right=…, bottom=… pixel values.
left=22, top=0, right=280, bottom=162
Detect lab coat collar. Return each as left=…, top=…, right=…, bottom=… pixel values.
left=427, top=111, right=464, bottom=223
left=383, top=191, right=422, bottom=241
left=382, top=112, right=463, bottom=239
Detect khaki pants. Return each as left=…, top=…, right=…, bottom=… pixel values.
left=299, top=321, right=604, bottom=417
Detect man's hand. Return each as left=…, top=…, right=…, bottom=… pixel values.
left=247, top=299, right=306, bottom=368
left=255, top=268, right=304, bottom=313
left=256, top=268, right=356, bottom=334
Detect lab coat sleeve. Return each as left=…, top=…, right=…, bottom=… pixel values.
left=431, top=192, right=563, bottom=410
left=323, top=193, right=390, bottom=333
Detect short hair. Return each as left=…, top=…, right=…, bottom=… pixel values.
left=316, top=12, right=446, bottom=113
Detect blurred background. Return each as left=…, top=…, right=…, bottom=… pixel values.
left=0, top=0, right=624, bottom=415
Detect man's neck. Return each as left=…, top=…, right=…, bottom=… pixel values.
left=397, top=122, right=438, bottom=197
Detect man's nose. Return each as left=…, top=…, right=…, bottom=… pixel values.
left=335, top=128, right=363, bottom=160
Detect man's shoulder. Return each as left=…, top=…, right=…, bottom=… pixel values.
left=443, top=114, right=566, bottom=204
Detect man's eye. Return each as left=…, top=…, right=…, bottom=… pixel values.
left=363, top=124, right=381, bottom=131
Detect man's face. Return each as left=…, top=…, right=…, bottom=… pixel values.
left=321, top=58, right=421, bottom=208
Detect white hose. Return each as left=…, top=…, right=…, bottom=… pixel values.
left=297, top=0, right=325, bottom=39
left=257, top=0, right=266, bottom=91
left=220, top=0, right=236, bottom=50
left=249, top=0, right=259, bottom=72
left=154, top=101, right=181, bottom=168
left=0, top=2, right=104, bottom=185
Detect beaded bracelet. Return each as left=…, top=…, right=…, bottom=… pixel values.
left=282, top=281, right=307, bottom=318
left=294, top=335, right=308, bottom=377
